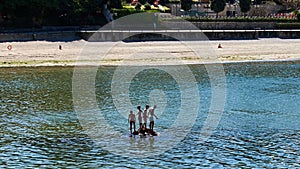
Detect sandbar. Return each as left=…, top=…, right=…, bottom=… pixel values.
left=0, top=38, right=299, bottom=67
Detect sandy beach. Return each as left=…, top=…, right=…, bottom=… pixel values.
left=0, top=38, right=299, bottom=67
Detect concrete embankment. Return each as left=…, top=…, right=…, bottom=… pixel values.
left=0, top=30, right=81, bottom=42
left=80, top=29, right=300, bottom=41
left=1, top=29, right=300, bottom=42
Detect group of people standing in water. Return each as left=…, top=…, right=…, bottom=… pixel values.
left=128, top=104, right=158, bottom=136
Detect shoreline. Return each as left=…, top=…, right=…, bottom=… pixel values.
left=1, top=38, right=299, bottom=67
left=0, top=58, right=299, bottom=68
left=0, top=58, right=300, bottom=69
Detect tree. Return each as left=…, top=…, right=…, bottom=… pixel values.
left=139, top=0, right=148, bottom=5
left=159, top=0, right=168, bottom=5
left=181, top=0, right=193, bottom=11
left=147, top=0, right=155, bottom=5
left=253, top=0, right=262, bottom=5
left=239, top=0, right=251, bottom=16
left=109, top=0, right=123, bottom=9
left=211, top=0, right=226, bottom=18
left=0, top=0, right=109, bottom=27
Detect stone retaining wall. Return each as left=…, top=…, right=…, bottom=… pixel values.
left=1, top=29, right=300, bottom=42
left=0, top=31, right=79, bottom=42
left=80, top=30, right=300, bottom=41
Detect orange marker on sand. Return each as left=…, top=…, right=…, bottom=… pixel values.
left=7, top=45, right=12, bottom=50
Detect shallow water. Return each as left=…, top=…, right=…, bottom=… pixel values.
left=0, top=61, right=299, bottom=168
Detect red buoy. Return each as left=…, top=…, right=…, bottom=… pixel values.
left=7, top=45, right=12, bottom=50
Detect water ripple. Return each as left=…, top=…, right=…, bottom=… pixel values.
left=0, top=63, right=299, bottom=168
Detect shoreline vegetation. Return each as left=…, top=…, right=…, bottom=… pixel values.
left=0, top=39, right=299, bottom=67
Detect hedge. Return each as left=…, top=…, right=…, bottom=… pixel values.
left=184, top=16, right=299, bottom=22
left=112, top=9, right=144, bottom=19
left=112, top=8, right=160, bottom=19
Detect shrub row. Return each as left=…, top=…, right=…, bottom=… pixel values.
left=112, top=9, right=144, bottom=19
left=184, top=16, right=299, bottom=23
left=112, top=8, right=160, bottom=19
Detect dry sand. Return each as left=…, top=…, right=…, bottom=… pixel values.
left=0, top=38, right=299, bottom=67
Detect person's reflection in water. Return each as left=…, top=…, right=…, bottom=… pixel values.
left=149, top=137, right=155, bottom=151
left=129, top=136, right=136, bottom=145
left=128, top=134, right=156, bottom=153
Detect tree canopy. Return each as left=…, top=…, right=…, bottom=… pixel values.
left=181, top=0, right=193, bottom=11
left=210, top=0, right=226, bottom=18
left=0, top=0, right=109, bottom=28
left=240, top=0, right=251, bottom=15
left=109, top=0, right=123, bottom=9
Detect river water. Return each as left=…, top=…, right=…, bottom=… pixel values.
left=0, top=61, right=299, bottom=168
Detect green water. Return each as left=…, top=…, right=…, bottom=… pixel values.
left=0, top=62, right=299, bottom=168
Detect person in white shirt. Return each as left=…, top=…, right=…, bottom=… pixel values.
left=148, top=105, right=158, bottom=132
left=143, top=104, right=149, bottom=128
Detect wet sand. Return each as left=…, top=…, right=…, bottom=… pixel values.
left=0, top=38, right=299, bottom=67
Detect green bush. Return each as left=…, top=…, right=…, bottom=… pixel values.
left=146, top=9, right=161, bottom=13
left=112, top=8, right=143, bottom=19
left=184, top=17, right=298, bottom=22
left=135, top=3, right=142, bottom=10
left=297, top=13, right=300, bottom=21
left=144, top=3, right=151, bottom=10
